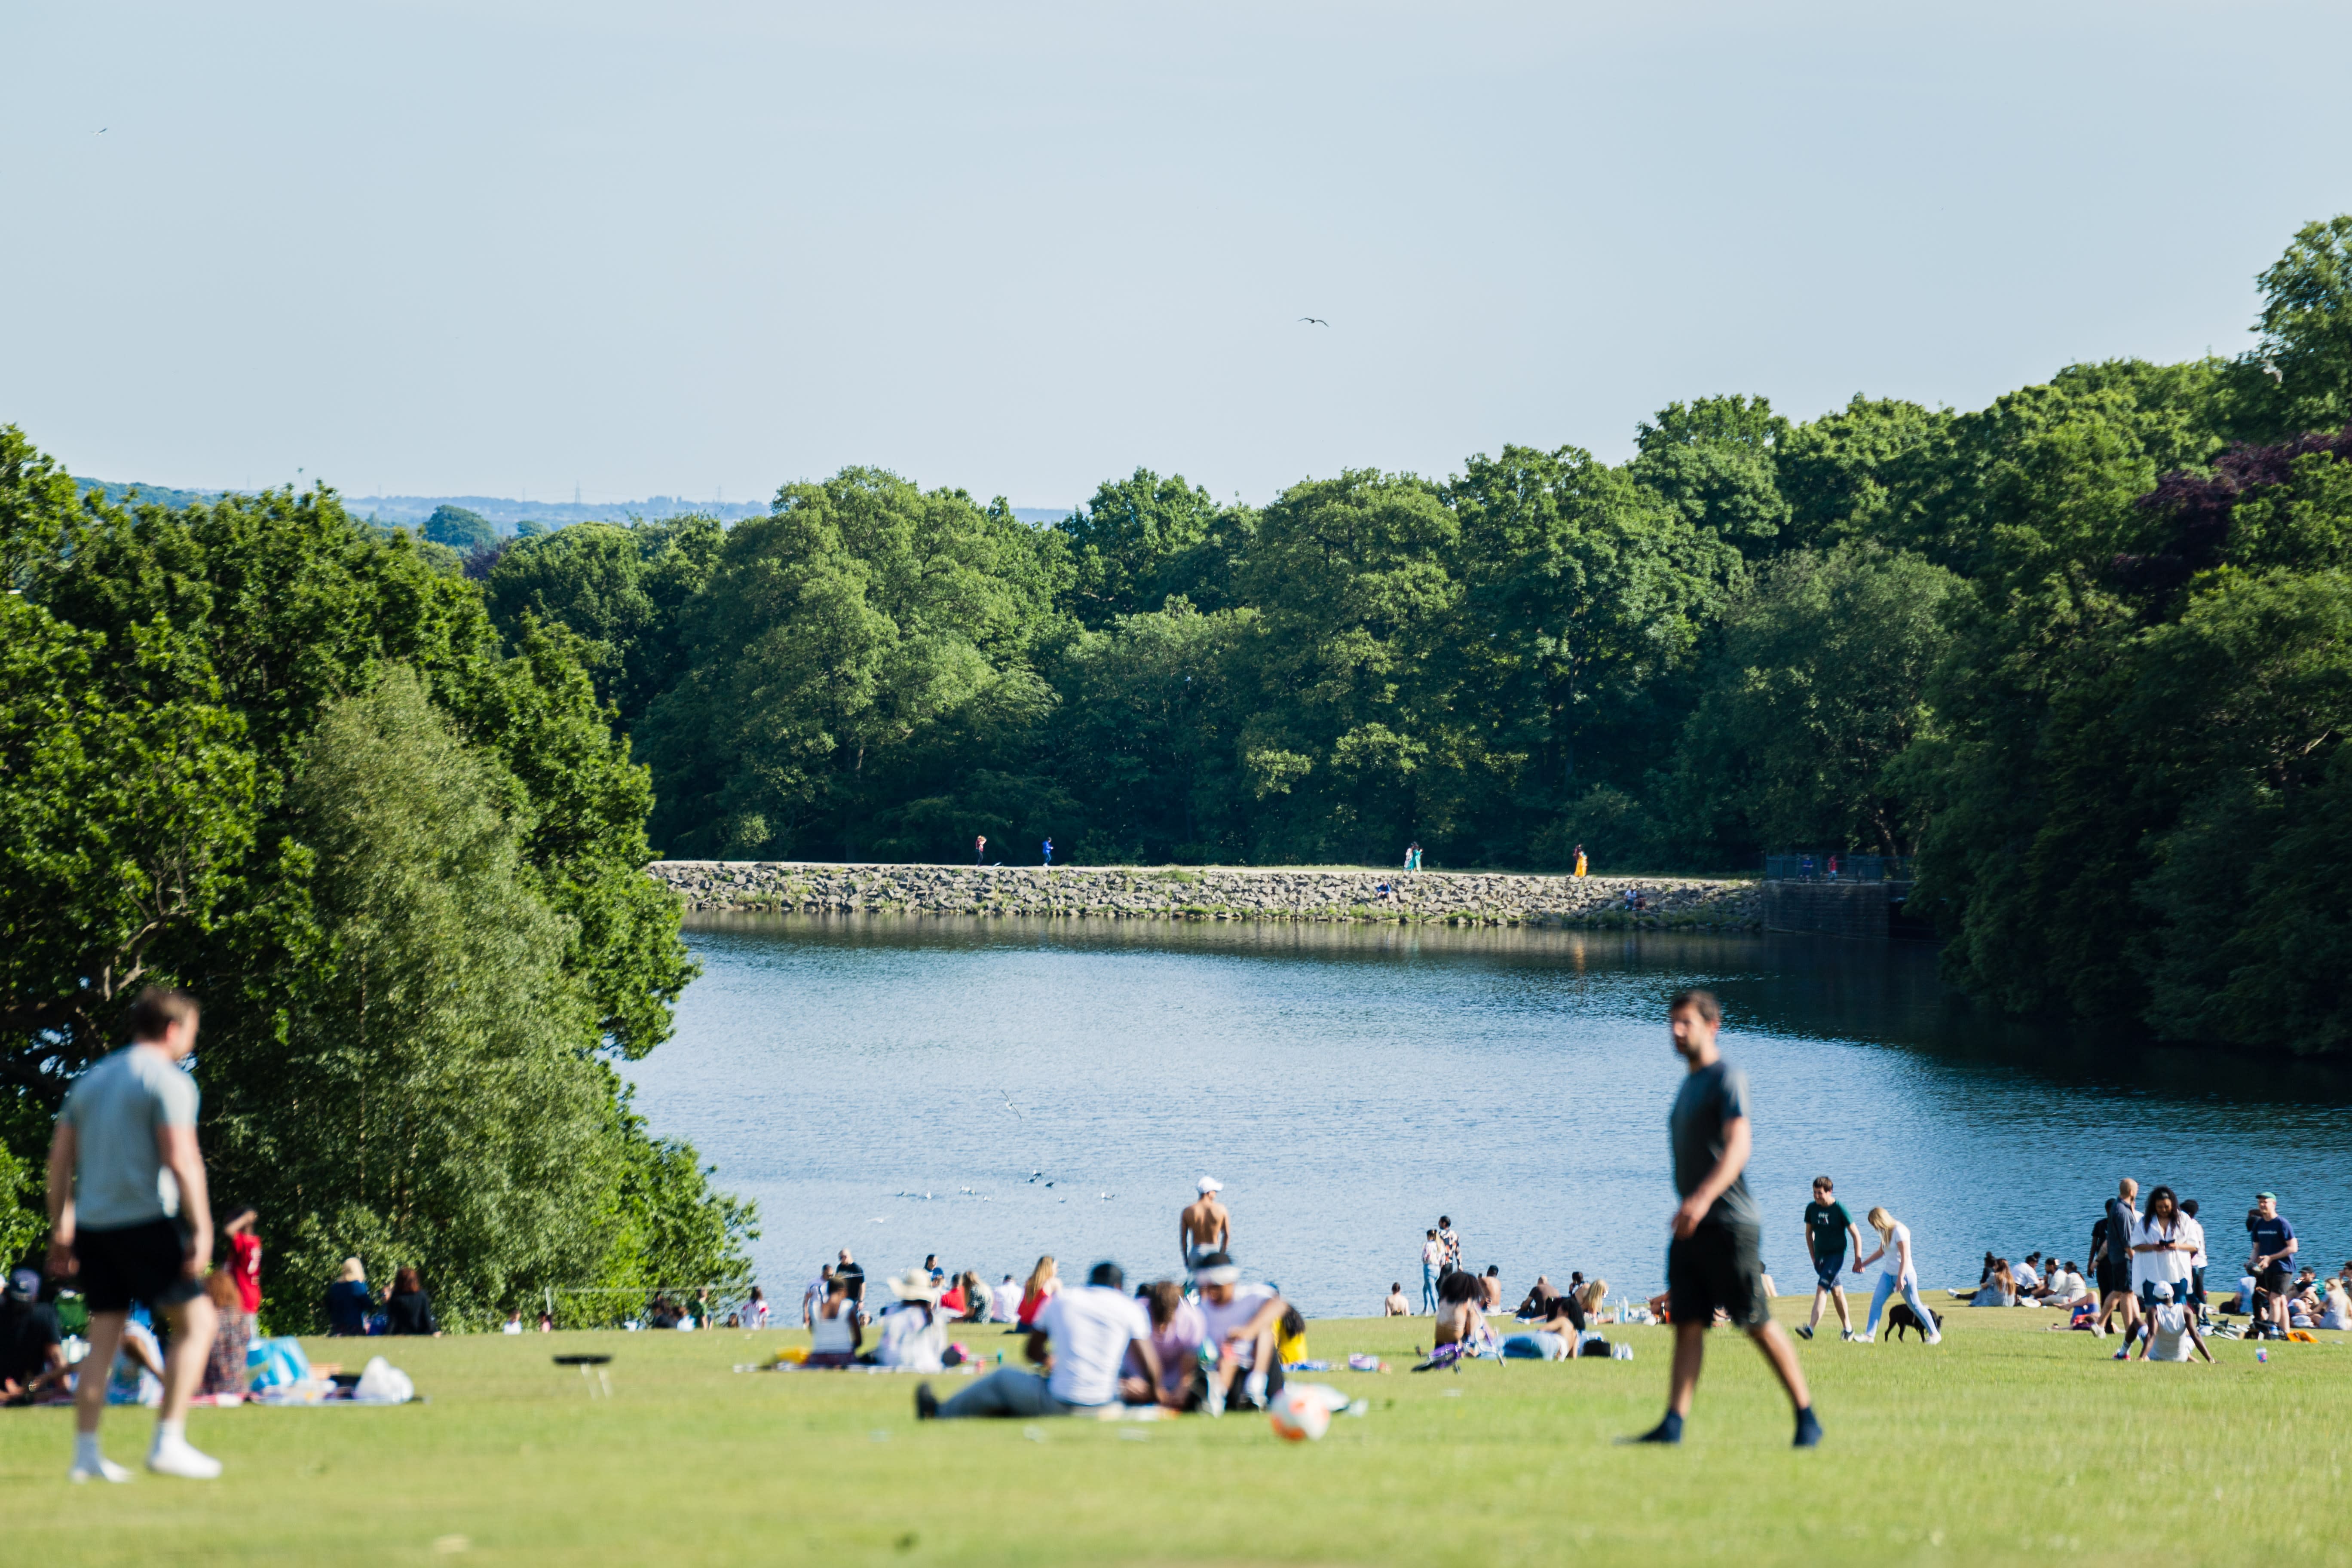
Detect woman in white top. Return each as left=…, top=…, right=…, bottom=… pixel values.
left=806, top=1277, right=861, bottom=1367
left=1855, top=1207, right=1942, bottom=1344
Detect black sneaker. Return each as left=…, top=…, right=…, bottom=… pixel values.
left=1793, top=1408, right=1823, bottom=1448
left=915, top=1384, right=939, bottom=1420
left=1623, top=1415, right=1683, bottom=1445
left=1794, top=1325, right=1813, bottom=1340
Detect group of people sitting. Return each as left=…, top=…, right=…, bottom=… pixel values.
left=882, top=1251, right=1301, bottom=1421
left=1398, top=1269, right=1615, bottom=1368
left=322, top=1259, right=441, bottom=1338
left=1959, top=1253, right=2092, bottom=1308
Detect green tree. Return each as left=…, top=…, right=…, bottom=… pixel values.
left=1058, top=469, right=1253, bottom=626
left=2237, top=215, right=2352, bottom=441
left=1629, top=395, right=1792, bottom=558
left=1659, top=544, right=1959, bottom=859
left=1775, top=396, right=1953, bottom=553
left=423, top=504, right=499, bottom=551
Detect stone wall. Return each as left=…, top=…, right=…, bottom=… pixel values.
left=646, top=861, right=1762, bottom=931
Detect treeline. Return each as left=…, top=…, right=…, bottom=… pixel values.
left=1, top=449, right=753, bottom=1325
left=475, top=218, right=2349, bottom=1055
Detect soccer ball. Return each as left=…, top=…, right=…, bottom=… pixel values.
left=1268, top=1385, right=1331, bottom=1443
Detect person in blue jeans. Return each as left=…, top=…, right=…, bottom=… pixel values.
left=1856, top=1207, right=1941, bottom=1344
left=1420, top=1229, right=1444, bottom=1314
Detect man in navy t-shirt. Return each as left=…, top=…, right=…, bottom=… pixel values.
left=2247, top=1192, right=2297, bottom=1338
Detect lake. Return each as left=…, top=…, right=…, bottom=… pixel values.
left=625, top=914, right=2352, bottom=1316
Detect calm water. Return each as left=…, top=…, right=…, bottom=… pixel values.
left=625, top=916, right=2352, bottom=1316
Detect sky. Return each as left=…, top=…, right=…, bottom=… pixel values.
left=6, top=1, right=2349, bottom=510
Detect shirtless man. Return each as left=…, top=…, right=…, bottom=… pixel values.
left=1180, top=1178, right=1230, bottom=1271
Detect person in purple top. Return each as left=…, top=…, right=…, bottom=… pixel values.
left=2247, top=1192, right=2297, bottom=1339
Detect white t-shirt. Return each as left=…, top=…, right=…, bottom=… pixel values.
left=2143, top=1303, right=2195, bottom=1362
left=991, top=1280, right=1023, bottom=1321
left=1035, top=1286, right=1150, bottom=1407
left=1422, top=1240, right=1445, bottom=1268
left=1876, top=1223, right=1915, bottom=1281
left=2132, top=1214, right=2195, bottom=1290
left=2013, top=1263, right=2041, bottom=1292
left=1198, top=1283, right=1279, bottom=1369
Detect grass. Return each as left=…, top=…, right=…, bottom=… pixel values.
left=2, top=1298, right=2343, bottom=1565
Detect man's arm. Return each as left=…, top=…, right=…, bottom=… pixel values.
left=1228, top=1295, right=1286, bottom=1345
left=1848, top=1224, right=1865, bottom=1269
left=1128, top=1335, right=1174, bottom=1408
left=1672, top=1116, right=1750, bottom=1238
left=44, top=1122, right=77, bottom=1277
left=159, top=1124, right=213, bottom=1278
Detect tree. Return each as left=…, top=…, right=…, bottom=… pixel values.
left=423, top=503, right=499, bottom=551
left=2238, top=215, right=2352, bottom=441
left=1660, top=545, right=1958, bottom=860
left=1775, top=396, right=1953, bottom=553
left=205, top=670, right=625, bottom=1325
left=1629, top=395, right=1792, bottom=558
left=1057, top=469, right=1252, bottom=626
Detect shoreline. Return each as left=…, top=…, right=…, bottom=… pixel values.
left=646, top=861, right=1764, bottom=931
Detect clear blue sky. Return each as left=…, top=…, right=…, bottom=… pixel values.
left=7, top=1, right=2347, bottom=509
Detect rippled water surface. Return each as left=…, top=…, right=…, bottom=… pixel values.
left=625, top=915, right=2352, bottom=1315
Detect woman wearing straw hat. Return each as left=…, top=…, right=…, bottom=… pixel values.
left=875, top=1270, right=948, bottom=1371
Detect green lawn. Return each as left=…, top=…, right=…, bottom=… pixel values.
left=3, top=1298, right=2344, bottom=1565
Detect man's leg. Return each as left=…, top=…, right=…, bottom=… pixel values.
left=935, top=1367, right=1061, bottom=1419
left=1807, top=1286, right=1826, bottom=1333
left=1830, top=1284, right=1853, bottom=1332
left=157, top=1292, right=217, bottom=1425
left=69, top=1311, right=134, bottom=1482
left=1664, top=1321, right=1706, bottom=1415
left=1746, top=1320, right=1813, bottom=1411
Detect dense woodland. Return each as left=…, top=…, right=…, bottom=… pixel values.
left=3, top=217, right=2349, bottom=1312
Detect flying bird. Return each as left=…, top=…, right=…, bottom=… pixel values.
left=1298, top=316, right=1329, bottom=326
left=2262, top=360, right=2284, bottom=385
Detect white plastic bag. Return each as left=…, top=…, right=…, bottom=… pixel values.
left=352, top=1355, right=415, bottom=1404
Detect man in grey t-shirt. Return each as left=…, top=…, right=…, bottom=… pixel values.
left=46, top=987, right=222, bottom=1482
left=1630, top=989, right=1820, bottom=1449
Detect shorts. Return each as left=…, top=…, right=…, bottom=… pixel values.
left=1811, top=1254, right=1846, bottom=1291
left=2258, top=1263, right=2291, bottom=1296
left=73, top=1219, right=202, bottom=1315
left=1667, top=1222, right=1770, bottom=1330
left=2188, top=1267, right=2206, bottom=1306
left=2097, top=1261, right=2132, bottom=1296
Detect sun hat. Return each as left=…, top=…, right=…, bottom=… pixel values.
left=1197, top=1176, right=1222, bottom=1194
left=2150, top=1282, right=2174, bottom=1301
left=885, top=1268, right=943, bottom=1304
left=5, top=1267, right=37, bottom=1302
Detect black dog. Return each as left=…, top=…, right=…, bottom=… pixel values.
left=1886, top=1302, right=1943, bottom=1341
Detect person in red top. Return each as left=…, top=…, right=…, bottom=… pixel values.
left=222, top=1209, right=261, bottom=1317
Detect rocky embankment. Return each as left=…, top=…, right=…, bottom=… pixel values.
left=646, top=861, right=1761, bottom=930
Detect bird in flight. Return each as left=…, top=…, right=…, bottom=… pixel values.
left=2262, top=360, right=2284, bottom=385
left=1298, top=316, right=1329, bottom=326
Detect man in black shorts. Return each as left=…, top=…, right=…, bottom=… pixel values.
left=2094, top=1178, right=2140, bottom=1339
left=45, top=987, right=222, bottom=1481
left=1629, top=989, right=1819, bottom=1448
left=1797, top=1176, right=1862, bottom=1341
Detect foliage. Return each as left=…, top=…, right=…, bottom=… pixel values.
left=423, top=503, right=499, bottom=551
left=0, top=465, right=734, bottom=1320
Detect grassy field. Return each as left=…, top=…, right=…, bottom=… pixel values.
left=2, top=1297, right=2344, bottom=1565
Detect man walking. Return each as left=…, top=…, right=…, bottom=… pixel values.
left=43, top=987, right=221, bottom=1480
left=1180, top=1177, right=1230, bottom=1270
left=1436, top=1216, right=1461, bottom=1280
left=1630, top=989, right=1819, bottom=1448
left=2094, top=1178, right=2140, bottom=1339
left=2248, top=1191, right=2297, bottom=1339
left=1796, top=1176, right=1862, bottom=1341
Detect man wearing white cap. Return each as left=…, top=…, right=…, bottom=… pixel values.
left=1181, top=1178, right=1230, bottom=1271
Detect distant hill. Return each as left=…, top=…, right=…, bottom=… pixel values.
left=72, top=481, right=1074, bottom=533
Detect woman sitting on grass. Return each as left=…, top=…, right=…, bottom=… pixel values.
left=1015, top=1257, right=1058, bottom=1330
left=1971, top=1259, right=2017, bottom=1307
left=1415, top=1270, right=1497, bottom=1369
left=805, top=1276, right=861, bottom=1368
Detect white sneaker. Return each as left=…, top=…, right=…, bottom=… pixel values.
left=1925, top=1333, right=1944, bottom=1346
left=70, top=1455, right=135, bottom=1484
left=147, top=1436, right=223, bottom=1480
left=1853, top=1332, right=1874, bottom=1344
